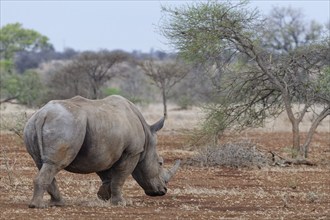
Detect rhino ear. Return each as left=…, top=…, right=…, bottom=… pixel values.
left=150, top=117, right=165, bottom=133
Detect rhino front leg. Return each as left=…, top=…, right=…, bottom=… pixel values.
left=96, top=171, right=111, bottom=201
left=108, top=154, right=140, bottom=206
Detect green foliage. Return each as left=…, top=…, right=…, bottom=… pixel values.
left=0, top=59, right=14, bottom=72
left=0, top=23, right=51, bottom=60
left=102, top=87, right=122, bottom=96
left=160, top=0, right=258, bottom=64
left=1, top=70, right=45, bottom=107
left=201, top=103, right=228, bottom=137
left=1, top=72, right=19, bottom=100
left=19, top=70, right=45, bottom=106
left=315, top=67, right=330, bottom=103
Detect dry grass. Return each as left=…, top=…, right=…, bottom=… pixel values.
left=1, top=102, right=329, bottom=133
left=142, top=103, right=330, bottom=133
left=186, top=141, right=269, bottom=168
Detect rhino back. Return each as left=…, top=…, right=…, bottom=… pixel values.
left=64, top=96, right=146, bottom=173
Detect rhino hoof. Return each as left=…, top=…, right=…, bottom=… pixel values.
left=29, top=202, right=48, bottom=209
left=50, top=199, right=65, bottom=207
left=97, top=184, right=111, bottom=201
left=111, top=197, right=126, bottom=206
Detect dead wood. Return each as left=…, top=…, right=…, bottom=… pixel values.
left=269, top=151, right=316, bottom=167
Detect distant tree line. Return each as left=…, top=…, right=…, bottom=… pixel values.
left=15, top=47, right=78, bottom=73
left=0, top=23, right=205, bottom=111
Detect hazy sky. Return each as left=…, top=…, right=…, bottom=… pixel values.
left=1, top=0, right=329, bottom=53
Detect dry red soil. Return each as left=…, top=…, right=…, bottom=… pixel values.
left=1, top=131, right=329, bottom=219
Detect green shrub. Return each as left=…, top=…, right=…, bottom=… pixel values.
left=102, top=87, right=121, bottom=96
left=177, top=96, right=193, bottom=110
left=0, top=70, right=45, bottom=107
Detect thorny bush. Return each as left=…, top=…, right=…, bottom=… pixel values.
left=188, top=141, right=269, bottom=168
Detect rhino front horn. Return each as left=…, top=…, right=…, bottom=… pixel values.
left=164, top=160, right=181, bottom=183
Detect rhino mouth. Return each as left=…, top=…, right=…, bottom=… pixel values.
left=145, top=187, right=167, bottom=196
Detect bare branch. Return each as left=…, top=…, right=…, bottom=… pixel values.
left=0, top=96, right=19, bottom=104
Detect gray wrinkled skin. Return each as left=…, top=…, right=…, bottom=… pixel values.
left=23, top=95, right=180, bottom=208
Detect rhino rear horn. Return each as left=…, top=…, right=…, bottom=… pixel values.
left=150, top=117, right=165, bottom=133
left=164, top=160, right=181, bottom=183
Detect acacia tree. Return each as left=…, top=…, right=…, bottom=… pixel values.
left=50, top=50, right=129, bottom=100
left=160, top=1, right=330, bottom=158
left=76, top=50, right=129, bottom=99
left=48, top=61, right=91, bottom=99
left=139, top=58, right=190, bottom=117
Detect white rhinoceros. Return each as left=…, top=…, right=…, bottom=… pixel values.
left=24, top=95, right=180, bottom=208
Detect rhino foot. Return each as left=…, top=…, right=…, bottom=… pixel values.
left=50, top=198, right=65, bottom=207
left=97, top=184, right=111, bottom=201
left=29, top=201, right=48, bottom=209
left=111, top=197, right=126, bottom=206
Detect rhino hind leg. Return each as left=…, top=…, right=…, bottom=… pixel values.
left=48, top=178, right=65, bottom=207
left=29, top=163, right=60, bottom=208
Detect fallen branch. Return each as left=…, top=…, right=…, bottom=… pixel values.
left=269, top=151, right=316, bottom=167
left=0, top=96, right=19, bottom=104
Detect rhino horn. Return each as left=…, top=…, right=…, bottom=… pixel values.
left=164, top=160, right=181, bottom=183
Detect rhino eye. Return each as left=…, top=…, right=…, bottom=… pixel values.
left=159, top=161, right=163, bottom=166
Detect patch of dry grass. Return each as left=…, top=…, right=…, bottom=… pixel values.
left=187, top=141, right=269, bottom=168
left=1, top=102, right=329, bottom=134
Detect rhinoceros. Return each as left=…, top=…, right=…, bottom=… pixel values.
left=23, top=95, right=180, bottom=208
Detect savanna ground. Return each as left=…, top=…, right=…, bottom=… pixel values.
left=1, top=103, right=329, bottom=219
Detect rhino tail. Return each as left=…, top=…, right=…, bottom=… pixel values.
left=35, top=111, right=47, bottom=163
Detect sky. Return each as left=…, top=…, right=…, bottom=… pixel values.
left=1, top=0, right=329, bottom=53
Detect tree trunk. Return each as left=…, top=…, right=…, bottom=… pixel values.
left=291, top=120, right=302, bottom=158
left=301, top=106, right=330, bottom=158
left=92, top=86, right=98, bottom=99
left=162, top=87, right=168, bottom=118
left=282, top=94, right=302, bottom=158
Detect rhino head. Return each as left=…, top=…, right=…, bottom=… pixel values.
left=132, top=117, right=180, bottom=196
